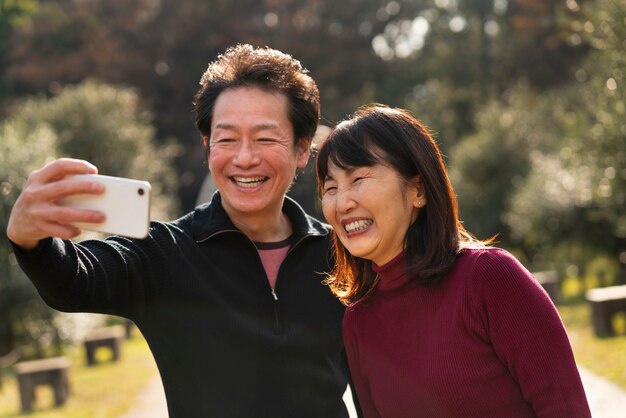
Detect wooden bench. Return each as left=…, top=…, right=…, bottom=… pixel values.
left=14, top=356, right=70, bottom=413
left=124, top=319, right=135, bottom=339
left=532, top=270, right=561, bottom=304
left=83, top=325, right=125, bottom=366
left=586, top=284, right=626, bottom=336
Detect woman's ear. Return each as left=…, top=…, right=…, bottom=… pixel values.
left=410, top=176, right=427, bottom=209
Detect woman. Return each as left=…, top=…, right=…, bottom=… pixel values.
left=316, top=104, right=591, bottom=418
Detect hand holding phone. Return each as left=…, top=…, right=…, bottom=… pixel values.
left=58, top=174, right=152, bottom=239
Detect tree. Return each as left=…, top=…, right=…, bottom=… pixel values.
left=0, top=0, right=39, bottom=108
left=15, top=79, right=181, bottom=220
left=0, top=118, right=59, bottom=358
left=447, top=84, right=561, bottom=248
left=0, top=0, right=601, bottom=214
left=503, top=0, right=625, bottom=277
left=0, top=80, right=181, bottom=358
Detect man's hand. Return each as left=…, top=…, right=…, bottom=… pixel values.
left=6, top=158, right=106, bottom=251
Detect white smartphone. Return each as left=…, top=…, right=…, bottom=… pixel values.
left=58, top=174, right=152, bottom=239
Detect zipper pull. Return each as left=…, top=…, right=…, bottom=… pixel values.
left=271, top=288, right=278, bottom=300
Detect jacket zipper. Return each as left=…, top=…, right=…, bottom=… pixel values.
left=198, top=230, right=322, bottom=334
left=271, top=288, right=280, bottom=332
left=268, top=235, right=313, bottom=333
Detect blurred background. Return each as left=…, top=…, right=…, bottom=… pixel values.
left=0, top=0, right=624, bottom=415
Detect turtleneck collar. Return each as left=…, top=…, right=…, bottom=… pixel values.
left=372, top=251, right=414, bottom=292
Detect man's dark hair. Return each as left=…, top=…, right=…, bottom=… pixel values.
left=194, top=44, right=320, bottom=152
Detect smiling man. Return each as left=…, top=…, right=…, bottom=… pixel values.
left=7, top=44, right=356, bottom=418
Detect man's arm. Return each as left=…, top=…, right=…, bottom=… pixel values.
left=7, top=158, right=105, bottom=251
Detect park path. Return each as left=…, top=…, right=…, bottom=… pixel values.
left=578, top=366, right=626, bottom=417
left=118, top=365, right=626, bottom=418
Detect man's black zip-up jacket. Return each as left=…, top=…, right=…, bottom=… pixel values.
left=12, top=193, right=353, bottom=417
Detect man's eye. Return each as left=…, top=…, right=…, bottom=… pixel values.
left=213, top=138, right=237, bottom=145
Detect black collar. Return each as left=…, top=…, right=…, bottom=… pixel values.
left=192, top=192, right=329, bottom=244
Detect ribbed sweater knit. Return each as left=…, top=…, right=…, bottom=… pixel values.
left=343, top=247, right=591, bottom=418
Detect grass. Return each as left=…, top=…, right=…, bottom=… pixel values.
left=0, top=334, right=159, bottom=418
left=559, top=302, right=626, bottom=390
left=557, top=275, right=626, bottom=391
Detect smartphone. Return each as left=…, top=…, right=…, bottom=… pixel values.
left=58, top=174, right=152, bottom=239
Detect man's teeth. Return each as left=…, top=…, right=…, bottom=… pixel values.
left=234, top=176, right=266, bottom=188
left=345, top=219, right=373, bottom=233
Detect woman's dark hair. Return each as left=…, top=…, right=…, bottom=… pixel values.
left=193, top=44, right=320, bottom=152
left=316, top=104, right=489, bottom=305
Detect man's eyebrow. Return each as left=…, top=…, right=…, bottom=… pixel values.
left=213, top=122, right=281, bottom=131
left=254, top=123, right=281, bottom=131
left=213, top=123, right=236, bottom=130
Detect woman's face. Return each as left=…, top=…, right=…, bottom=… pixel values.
left=321, top=161, right=425, bottom=266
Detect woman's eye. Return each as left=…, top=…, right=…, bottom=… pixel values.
left=323, top=186, right=337, bottom=195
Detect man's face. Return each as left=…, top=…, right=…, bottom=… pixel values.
left=208, top=87, right=310, bottom=220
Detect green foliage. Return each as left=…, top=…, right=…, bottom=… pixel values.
left=449, top=0, right=625, bottom=274
left=0, top=80, right=181, bottom=358
left=0, top=0, right=39, bottom=105
left=0, top=117, right=58, bottom=356
left=1, top=0, right=597, bottom=209
left=448, top=86, right=559, bottom=242
left=15, top=79, right=181, bottom=220
left=503, top=0, right=625, bottom=269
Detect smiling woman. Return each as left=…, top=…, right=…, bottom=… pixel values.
left=315, top=104, right=592, bottom=418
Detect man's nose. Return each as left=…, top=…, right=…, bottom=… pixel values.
left=233, top=140, right=261, bottom=167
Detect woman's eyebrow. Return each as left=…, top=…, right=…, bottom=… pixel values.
left=324, top=165, right=363, bottom=182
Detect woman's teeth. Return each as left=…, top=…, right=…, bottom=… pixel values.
left=345, top=219, right=373, bottom=233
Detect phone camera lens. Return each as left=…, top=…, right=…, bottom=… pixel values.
left=138, top=188, right=145, bottom=196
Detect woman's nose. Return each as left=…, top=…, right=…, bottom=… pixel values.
left=336, top=188, right=357, bottom=213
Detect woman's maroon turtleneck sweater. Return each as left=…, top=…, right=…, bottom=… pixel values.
left=343, top=247, right=591, bottom=418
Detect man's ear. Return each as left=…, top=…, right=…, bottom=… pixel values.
left=296, top=137, right=312, bottom=169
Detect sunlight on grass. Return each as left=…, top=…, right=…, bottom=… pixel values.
left=559, top=302, right=626, bottom=391
left=0, top=335, right=159, bottom=418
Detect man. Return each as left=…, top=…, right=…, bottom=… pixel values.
left=7, top=44, right=355, bottom=417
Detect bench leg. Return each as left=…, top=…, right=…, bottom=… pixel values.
left=52, top=370, right=70, bottom=406
left=112, top=341, right=121, bottom=361
left=17, top=377, right=35, bottom=413
left=86, top=346, right=97, bottom=366
left=591, top=302, right=614, bottom=336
